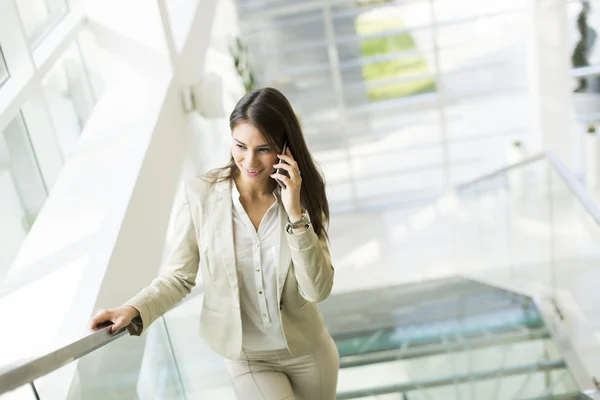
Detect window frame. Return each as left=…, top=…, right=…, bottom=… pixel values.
left=0, top=46, right=9, bottom=88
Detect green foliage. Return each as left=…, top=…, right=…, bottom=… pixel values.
left=355, top=13, right=436, bottom=101
left=230, top=37, right=257, bottom=94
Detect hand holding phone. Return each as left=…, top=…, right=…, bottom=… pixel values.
left=275, top=140, right=289, bottom=188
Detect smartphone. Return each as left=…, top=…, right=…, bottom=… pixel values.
left=275, top=140, right=289, bottom=188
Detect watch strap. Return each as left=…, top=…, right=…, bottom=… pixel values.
left=287, top=209, right=310, bottom=229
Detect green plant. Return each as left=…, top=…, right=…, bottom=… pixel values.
left=355, top=11, right=436, bottom=101
left=230, top=37, right=257, bottom=94
left=572, top=1, right=599, bottom=92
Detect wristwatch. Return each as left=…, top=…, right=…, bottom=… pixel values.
left=286, top=209, right=310, bottom=230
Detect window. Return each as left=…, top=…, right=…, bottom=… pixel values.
left=0, top=113, right=47, bottom=283
left=15, top=0, right=69, bottom=45
left=352, top=5, right=436, bottom=102
left=0, top=47, right=8, bottom=86
left=42, top=41, right=95, bottom=157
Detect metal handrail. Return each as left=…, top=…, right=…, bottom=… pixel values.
left=457, top=150, right=600, bottom=226
left=0, top=326, right=127, bottom=395
left=456, top=152, right=544, bottom=189
left=0, top=285, right=203, bottom=396
left=545, top=151, right=600, bottom=225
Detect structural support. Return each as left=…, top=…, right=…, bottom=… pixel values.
left=526, top=0, right=574, bottom=167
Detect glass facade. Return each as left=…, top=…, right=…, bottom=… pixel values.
left=15, top=0, right=69, bottom=45
left=42, top=40, right=96, bottom=158
left=0, top=113, right=47, bottom=283
left=0, top=1, right=97, bottom=282
left=0, top=47, right=8, bottom=86
left=236, top=0, right=529, bottom=211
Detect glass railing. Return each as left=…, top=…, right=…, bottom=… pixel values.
left=2, top=151, right=600, bottom=400
left=455, top=152, right=600, bottom=308
left=453, top=151, right=600, bottom=397
left=0, top=313, right=186, bottom=399
left=321, top=276, right=587, bottom=400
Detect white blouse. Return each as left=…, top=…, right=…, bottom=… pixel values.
left=231, top=182, right=287, bottom=351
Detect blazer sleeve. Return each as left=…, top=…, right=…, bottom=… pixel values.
left=124, top=183, right=200, bottom=335
left=285, top=216, right=334, bottom=303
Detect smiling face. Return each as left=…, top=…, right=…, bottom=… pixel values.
left=231, top=122, right=279, bottom=189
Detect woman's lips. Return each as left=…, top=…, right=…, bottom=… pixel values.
left=244, top=167, right=263, bottom=176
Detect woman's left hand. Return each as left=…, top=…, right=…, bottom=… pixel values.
left=270, top=147, right=303, bottom=221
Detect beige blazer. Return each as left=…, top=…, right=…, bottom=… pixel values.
left=125, top=172, right=335, bottom=360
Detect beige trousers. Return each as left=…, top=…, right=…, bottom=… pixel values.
left=225, top=328, right=340, bottom=400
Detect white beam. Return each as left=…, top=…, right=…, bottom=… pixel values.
left=33, top=9, right=87, bottom=77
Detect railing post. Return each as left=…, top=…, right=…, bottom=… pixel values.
left=547, top=164, right=558, bottom=299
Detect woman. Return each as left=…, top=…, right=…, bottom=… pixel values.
left=89, top=87, right=339, bottom=399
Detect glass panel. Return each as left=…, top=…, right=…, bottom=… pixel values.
left=148, top=295, right=236, bottom=399
left=446, top=95, right=529, bottom=184
left=42, top=41, right=95, bottom=158
left=0, top=113, right=47, bottom=284
left=61, top=322, right=186, bottom=399
left=349, top=8, right=436, bottom=103
left=15, top=0, right=68, bottom=45
left=247, top=8, right=325, bottom=45
left=245, top=8, right=329, bottom=90
left=459, top=158, right=600, bottom=293
left=135, top=318, right=187, bottom=399
left=164, top=0, right=202, bottom=52
left=289, top=86, right=338, bottom=118
left=77, top=28, right=115, bottom=101
left=435, top=12, right=528, bottom=99
left=236, top=0, right=297, bottom=14
left=432, top=0, right=524, bottom=24
left=349, top=75, right=437, bottom=103
left=332, top=1, right=433, bottom=37
left=0, top=47, right=8, bottom=86
left=548, top=166, right=600, bottom=319
left=457, top=161, right=554, bottom=282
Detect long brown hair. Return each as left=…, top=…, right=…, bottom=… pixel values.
left=205, top=87, right=330, bottom=240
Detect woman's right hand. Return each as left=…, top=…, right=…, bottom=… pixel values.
left=89, top=305, right=140, bottom=334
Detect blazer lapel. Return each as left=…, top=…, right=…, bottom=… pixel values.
left=213, top=177, right=239, bottom=291
left=277, top=203, right=292, bottom=301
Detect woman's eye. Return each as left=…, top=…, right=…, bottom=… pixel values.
left=236, top=144, right=246, bottom=149
left=259, top=148, right=270, bottom=152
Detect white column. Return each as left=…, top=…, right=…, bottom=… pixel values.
left=527, top=0, right=575, bottom=166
